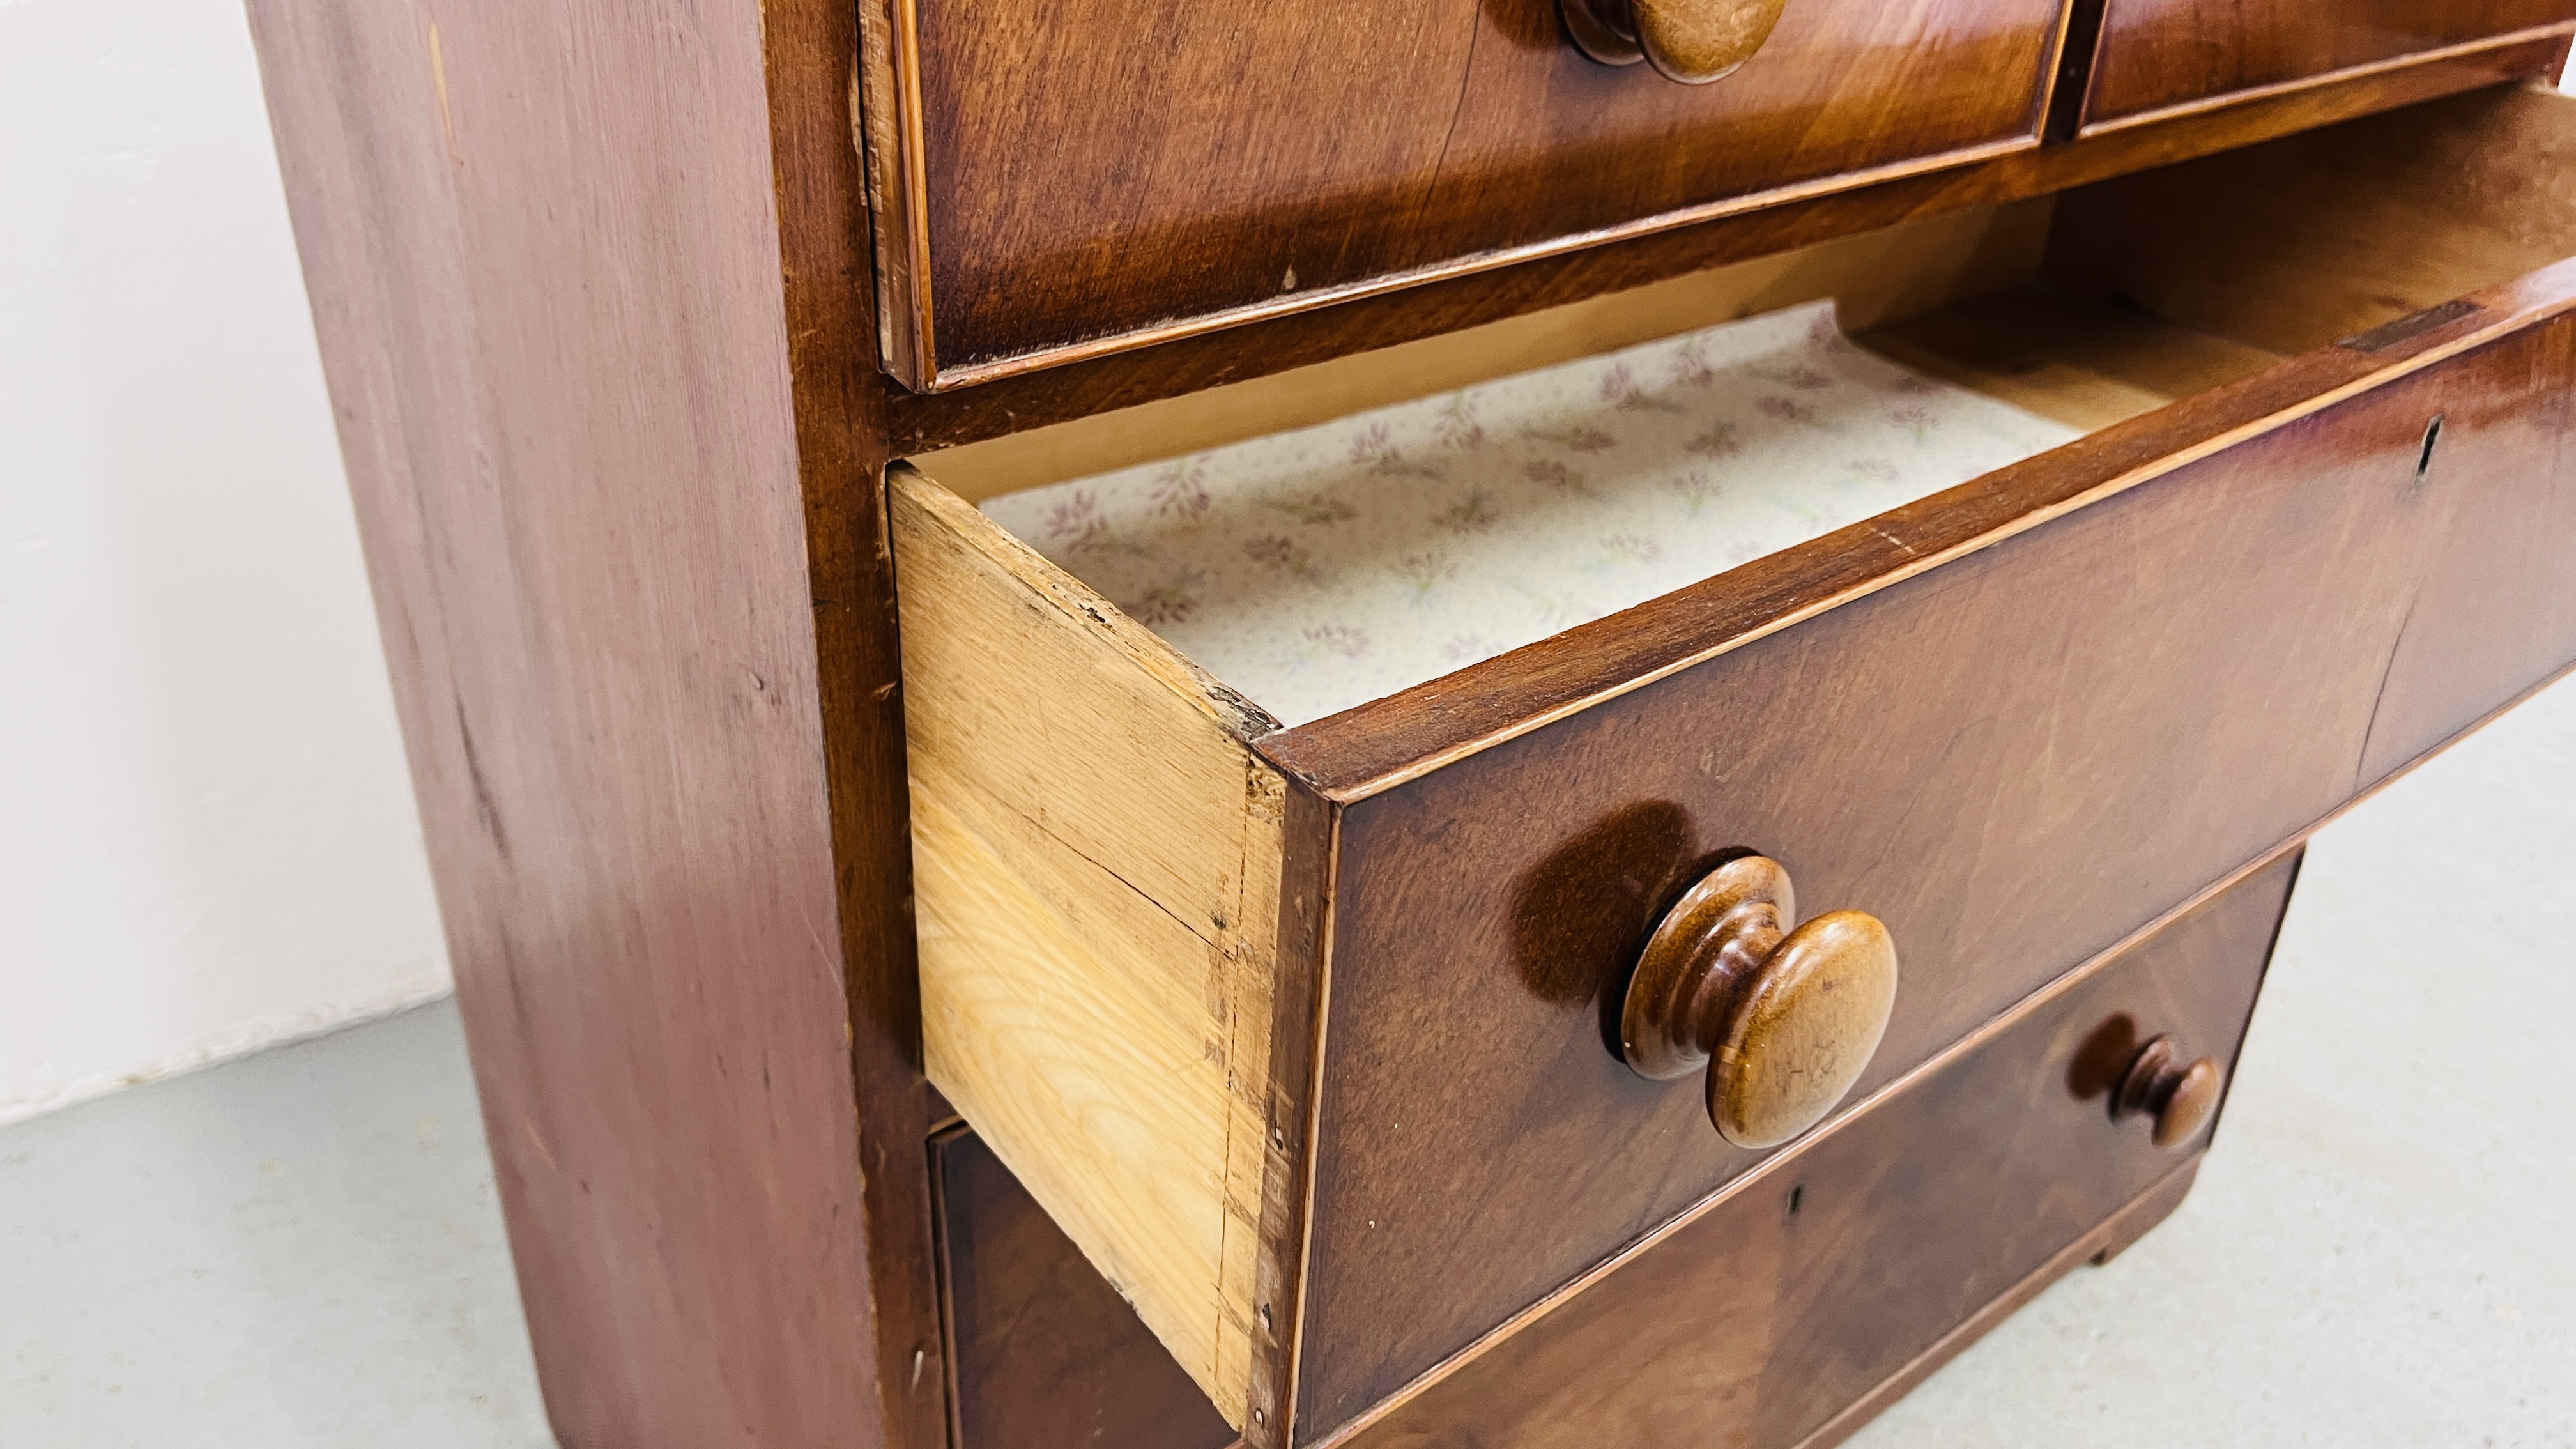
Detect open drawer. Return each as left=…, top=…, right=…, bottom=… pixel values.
left=891, top=85, right=2576, bottom=1443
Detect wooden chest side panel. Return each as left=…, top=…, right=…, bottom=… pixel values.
left=898, top=0, right=2065, bottom=383
left=893, top=473, right=1298, bottom=1426
left=1329, top=852, right=2294, bottom=1449
left=2087, top=0, right=2576, bottom=129
left=242, top=0, right=937, bottom=1443
left=1287, top=314, right=2576, bottom=1433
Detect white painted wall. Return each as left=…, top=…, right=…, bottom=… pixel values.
left=1, top=0, right=449, bottom=1126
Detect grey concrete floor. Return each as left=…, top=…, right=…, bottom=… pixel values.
left=1, top=1003, right=550, bottom=1445
left=7, top=673, right=2574, bottom=1446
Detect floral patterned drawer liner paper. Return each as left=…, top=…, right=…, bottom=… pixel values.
left=981, top=301, right=2082, bottom=729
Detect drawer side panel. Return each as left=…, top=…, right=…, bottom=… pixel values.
left=893, top=471, right=1301, bottom=1427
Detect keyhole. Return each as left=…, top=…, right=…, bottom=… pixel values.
left=2412, top=414, right=2445, bottom=493
left=1787, top=1183, right=1805, bottom=1217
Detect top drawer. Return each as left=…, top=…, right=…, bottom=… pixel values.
left=862, top=0, right=2069, bottom=390
left=2082, top=0, right=2576, bottom=132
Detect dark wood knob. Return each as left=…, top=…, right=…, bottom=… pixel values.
left=1559, top=0, right=1790, bottom=84
left=1620, top=856, right=1898, bottom=1149
left=2114, top=1036, right=2223, bottom=1149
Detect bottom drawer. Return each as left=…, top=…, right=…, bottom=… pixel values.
left=935, top=1128, right=1234, bottom=1449
left=935, top=852, right=2299, bottom=1449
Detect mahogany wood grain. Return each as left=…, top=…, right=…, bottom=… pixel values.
left=886, top=61, right=2568, bottom=453
left=2085, top=0, right=2576, bottom=132
left=935, top=1128, right=1238, bottom=1449
left=766, top=8, right=950, bottom=1446
left=1265, top=280, right=2576, bottom=1435
left=872, top=0, right=2072, bottom=388
left=1323, top=852, right=2294, bottom=1449
left=1791, top=1157, right=2202, bottom=1449
left=245, top=1, right=939, bottom=1446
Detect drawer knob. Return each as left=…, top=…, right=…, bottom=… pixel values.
left=1559, top=0, right=1789, bottom=84
left=1621, top=855, right=1897, bottom=1149
left=2115, top=1036, right=2223, bottom=1149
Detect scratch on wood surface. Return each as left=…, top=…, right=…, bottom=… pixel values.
left=521, top=1121, right=560, bottom=1174
left=427, top=22, right=459, bottom=167
left=2355, top=585, right=2423, bottom=788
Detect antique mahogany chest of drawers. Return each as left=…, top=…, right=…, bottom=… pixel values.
left=249, top=2, right=2576, bottom=1446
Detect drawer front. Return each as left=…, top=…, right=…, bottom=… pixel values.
left=2083, top=0, right=2576, bottom=131
left=870, top=0, right=2067, bottom=388
left=1332, top=851, right=2292, bottom=1449
left=1279, top=294, right=2576, bottom=1433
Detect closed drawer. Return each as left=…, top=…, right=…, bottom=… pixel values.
left=1333, top=849, right=2294, bottom=1449
left=2080, top=0, right=2576, bottom=133
left=893, top=87, right=2576, bottom=1445
left=933, top=1127, right=1237, bottom=1449
left=929, top=849, right=2298, bottom=1449
left=862, top=0, right=2070, bottom=390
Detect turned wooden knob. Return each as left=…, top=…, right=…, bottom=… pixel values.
left=1559, top=0, right=1790, bottom=84
left=2114, top=1036, right=2223, bottom=1149
left=1620, top=856, right=1898, bottom=1149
